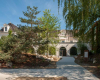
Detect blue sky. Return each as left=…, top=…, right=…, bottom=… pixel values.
left=0, top=0, right=66, bottom=30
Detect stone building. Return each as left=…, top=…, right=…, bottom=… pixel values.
left=0, top=24, right=91, bottom=57
left=54, top=30, right=91, bottom=57
left=0, top=23, right=17, bottom=38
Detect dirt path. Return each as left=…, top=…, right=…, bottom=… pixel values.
left=13, top=77, right=67, bottom=80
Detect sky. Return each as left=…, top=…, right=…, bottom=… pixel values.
left=0, top=0, right=66, bottom=30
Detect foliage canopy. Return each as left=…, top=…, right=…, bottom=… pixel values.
left=57, top=0, right=100, bottom=53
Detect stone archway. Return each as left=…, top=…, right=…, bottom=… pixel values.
left=70, top=47, right=77, bottom=55
left=60, top=47, right=67, bottom=56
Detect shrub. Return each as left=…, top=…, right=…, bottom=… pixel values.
left=27, top=47, right=35, bottom=54
left=0, top=52, right=12, bottom=62
left=93, top=54, right=100, bottom=65
left=80, top=44, right=88, bottom=55
left=0, top=26, right=49, bottom=63
left=8, top=29, right=12, bottom=37
left=49, top=46, right=56, bottom=55
left=77, top=40, right=88, bottom=55
left=37, top=46, right=46, bottom=54
left=0, top=36, right=7, bottom=47
left=1, top=36, right=19, bottom=53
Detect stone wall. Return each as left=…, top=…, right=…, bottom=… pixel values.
left=50, top=42, right=91, bottom=57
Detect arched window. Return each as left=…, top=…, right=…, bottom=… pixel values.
left=5, top=27, right=7, bottom=31
left=60, top=47, right=66, bottom=56
left=70, top=47, right=77, bottom=55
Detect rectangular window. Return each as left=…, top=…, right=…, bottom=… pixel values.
left=5, top=27, right=7, bottom=31
left=62, top=41, right=65, bottom=43
left=70, top=37, right=73, bottom=42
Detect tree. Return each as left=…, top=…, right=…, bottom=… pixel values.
left=49, top=46, right=56, bottom=55
left=19, top=6, right=40, bottom=29
left=19, top=6, right=46, bottom=52
left=0, top=36, right=7, bottom=47
left=37, top=45, right=46, bottom=54
left=57, top=0, right=100, bottom=53
left=38, top=9, right=60, bottom=55
left=8, top=29, right=12, bottom=37
left=0, top=6, right=49, bottom=63
left=0, top=26, right=46, bottom=63
left=77, top=40, right=88, bottom=55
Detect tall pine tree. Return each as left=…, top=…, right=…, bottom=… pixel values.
left=19, top=6, right=40, bottom=29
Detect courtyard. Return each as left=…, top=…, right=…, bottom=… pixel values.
left=0, top=0, right=100, bottom=80
left=0, top=57, right=99, bottom=80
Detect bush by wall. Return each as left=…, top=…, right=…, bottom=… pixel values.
left=37, top=46, right=46, bottom=54
left=49, top=46, right=56, bottom=55
left=27, top=47, right=35, bottom=54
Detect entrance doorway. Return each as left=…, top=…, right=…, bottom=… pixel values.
left=70, top=47, right=77, bottom=55
left=60, top=47, right=66, bottom=56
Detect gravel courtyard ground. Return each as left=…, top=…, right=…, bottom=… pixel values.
left=75, top=58, right=100, bottom=79
left=0, top=57, right=99, bottom=80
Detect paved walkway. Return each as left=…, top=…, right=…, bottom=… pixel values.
left=57, top=57, right=84, bottom=69
left=0, top=57, right=99, bottom=80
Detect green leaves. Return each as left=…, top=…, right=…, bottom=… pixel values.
left=38, top=9, right=60, bottom=31
left=77, top=40, right=88, bottom=55
left=37, top=46, right=46, bottom=54
left=0, top=52, right=11, bottom=62
left=8, top=29, right=12, bottom=37
left=38, top=9, right=60, bottom=54
left=58, top=0, right=100, bottom=52
left=49, top=46, right=56, bottom=55
left=60, top=0, right=99, bottom=30
left=19, top=6, right=40, bottom=27
left=38, top=9, right=60, bottom=41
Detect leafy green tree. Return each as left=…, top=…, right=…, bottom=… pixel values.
left=57, top=0, right=100, bottom=53
left=38, top=9, right=60, bottom=55
left=8, top=29, right=12, bottom=37
left=37, top=45, right=46, bottom=54
left=49, top=46, right=56, bottom=55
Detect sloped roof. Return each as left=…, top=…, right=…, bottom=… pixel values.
left=8, top=23, right=18, bottom=32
